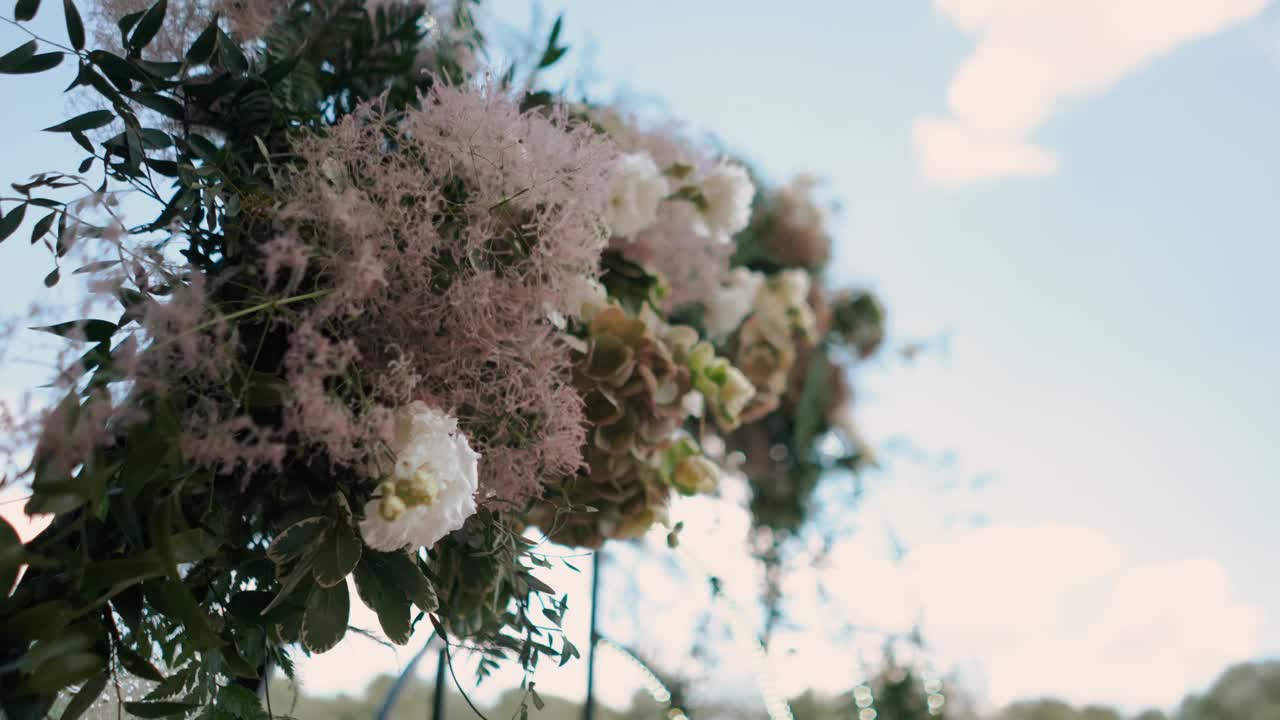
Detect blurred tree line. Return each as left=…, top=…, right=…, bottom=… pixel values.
left=280, top=660, right=1280, bottom=720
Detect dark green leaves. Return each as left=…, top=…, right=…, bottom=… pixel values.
left=43, top=110, right=114, bottom=133
left=352, top=550, right=436, bottom=645
left=215, top=28, right=247, bottom=74
left=313, top=521, right=361, bottom=588
left=122, top=700, right=198, bottom=718
left=33, top=319, right=117, bottom=343
left=0, top=42, right=62, bottom=74
left=14, top=0, right=41, bottom=22
left=58, top=672, right=107, bottom=720
left=127, top=91, right=184, bottom=119
left=127, top=0, right=168, bottom=54
left=0, top=202, right=25, bottom=243
left=537, top=16, right=569, bottom=69
left=352, top=554, right=411, bottom=645
left=185, top=20, right=217, bottom=65
left=30, top=211, right=56, bottom=243
left=301, top=581, right=348, bottom=653
left=63, top=0, right=85, bottom=50
left=116, top=645, right=164, bottom=682
left=266, top=516, right=327, bottom=569
left=0, top=516, right=20, bottom=595
left=0, top=40, right=36, bottom=71
left=213, top=685, right=269, bottom=720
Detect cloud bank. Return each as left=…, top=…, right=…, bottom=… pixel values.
left=917, top=0, right=1269, bottom=184
left=822, top=521, right=1264, bottom=709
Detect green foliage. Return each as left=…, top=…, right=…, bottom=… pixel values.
left=0, top=1, right=569, bottom=716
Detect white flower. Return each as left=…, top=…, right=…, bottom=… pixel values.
left=698, top=161, right=755, bottom=241
left=604, top=152, right=670, bottom=239
left=359, top=403, right=479, bottom=552
left=703, top=267, right=765, bottom=339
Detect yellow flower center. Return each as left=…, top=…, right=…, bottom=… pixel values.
left=377, top=465, right=442, bottom=521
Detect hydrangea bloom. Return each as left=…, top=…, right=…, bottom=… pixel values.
left=360, top=403, right=479, bottom=552
left=605, top=152, right=670, bottom=239
left=703, top=267, right=765, bottom=339
left=698, top=161, right=755, bottom=242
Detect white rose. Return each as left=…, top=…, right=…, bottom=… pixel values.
left=604, top=152, right=670, bottom=239
left=360, top=403, right=480, bottom=552
left=698, top=161, right=755, bottom=242
left=703, top=268, right=765, bottom=339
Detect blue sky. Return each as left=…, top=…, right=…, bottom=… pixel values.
left=488, top=0, right=1280, bottom=708
left=2, top=0, right=1279, bottom=712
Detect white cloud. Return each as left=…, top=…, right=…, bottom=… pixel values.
left=822, top=521, right=1264, bottom=710
left=918, top=0, right=1270, bottom=184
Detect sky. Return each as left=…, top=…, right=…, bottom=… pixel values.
left=2, top=0, right=1280, bottom=715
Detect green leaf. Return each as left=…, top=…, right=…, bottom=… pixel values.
left=522, top=571, right=555, bottom=595
left=382, top=551, right=437, bottom=612
left=301, top=581, right=349, bottom=653
left=266, top=516, right=327, bottom=568
left=352, top=554, right=411, bottom=645
left=123, top=700, right=199, bottom=718
left=312, top=520, right=361, bottom=588
left=148, top=578, right=220, bottom=650
left=116, top=644, right=164, bottom=682
left=215, top=28, right=247, bottom=74
left=25, top=651, right=105, bottom=694
left=134, top=59, right=179, bottom=77
left=0, top=202, right=25, bottom=243
left=537, top=16, right=568, bottom=68
left=186, top=133, right=219, bottom=161
left=0, top=40, right=37, bottom=71
left=43, top=109, right=115, bottom=133
left=33, top=319, right=117, bottom=342
left=214, top=685, right=268, bottom=720
left=81, top=555, right=164, bottom=593
left=2, top=51, right=62, bottom=74
left=128, top=91, right=183, bottom=119
left=73, top=259, right=120, bottom=274
left=185, top=20, right=217, bottom=65
left=559, top=637, right=579, bottom=666
left=14, top=0, right=40, bottom=22
left=30, top=210, right=56, bottom=242
left=44, top=267, right=61, bottom=287
left=63, top=0, right=85, bottom=50
left=59, top=671, right=108, bottom=720
left=0, top=516, right=21, bottom=594
left=127, top=0, right=168, bottom=52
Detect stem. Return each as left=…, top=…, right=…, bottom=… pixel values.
left=193, top=288, right=332, bottom=332
left=0, top=15, right=80, bottom=55
left=583, top=550, right=602, bottom=720
left=432, top=647, right=447, bottom=720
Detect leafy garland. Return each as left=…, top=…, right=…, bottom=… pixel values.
left=0, top=1, right=887, bottom=718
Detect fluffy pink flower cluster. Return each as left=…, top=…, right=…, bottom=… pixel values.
left=276, top=82, right=615, bottom=506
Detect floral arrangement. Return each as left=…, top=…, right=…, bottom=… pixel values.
left=0, top=0, right=886, bottom=717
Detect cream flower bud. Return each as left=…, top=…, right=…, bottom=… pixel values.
left=672, top=455, right=720, bottom=495
left=718, top=366, right=756, bottom=423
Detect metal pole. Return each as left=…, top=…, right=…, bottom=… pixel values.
left=373, top=633, right=438, bottom=720
left=583, top=550, right=602, bottom=720
left=433, top=647, right=448, bottom=720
